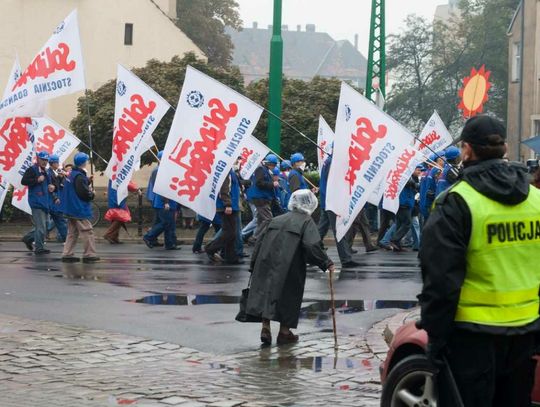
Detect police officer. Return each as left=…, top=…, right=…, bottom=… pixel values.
left=47, top=154, right=67, bottom=243
left=419, top=115, right=540, bottom=406
left=21, top=151, right=54, bottom=254
left=61, top=153, right=99, bottom=263
left=246, top=154, right=279, bottom=241
left=288, top=153, right=309, bottom=193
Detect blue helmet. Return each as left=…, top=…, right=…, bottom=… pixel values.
left=36, top=151, right=49, bottom=161
left=74, top=152, right=89, bottom=167
left=48, top=154, right=60, bottom=164
left=264, top=154, right=278, bottom=165
left=290, top=152, right=305, bottom=164
left=272, top=167, right=281, bottom=176
left=280, top=160, right=292, bottom=171
left=444, top=146, right=460, bottom=160
left=157, top=150, right=164, bottom=160
left=428, top=152, right=443, bottom=163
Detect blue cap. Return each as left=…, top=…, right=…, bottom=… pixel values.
left=48, top=154, right=60, bottom=164
left=290, top=152, right=305, bottom=164
left=74, top=152, right=89, bottom=167
left=444, top=146, right=460, bottom=160
left=265, top=154, right=278, bottom=165
left=36, top=151, right=49, bottom=161
left=157, top=150, right=163, bottom=160
left=272, top=167, right=281, bottom=176
left=280, top=160, right=292, bottom=171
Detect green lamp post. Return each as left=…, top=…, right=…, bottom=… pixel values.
left=267, top=0, right=283, bottom=153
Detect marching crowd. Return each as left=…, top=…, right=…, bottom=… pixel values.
left=18, top=135, right=540, bottom=268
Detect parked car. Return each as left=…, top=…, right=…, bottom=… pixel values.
left=380, top=320, right=540, bottom=406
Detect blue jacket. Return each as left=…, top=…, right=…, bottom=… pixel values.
left=247, top=165, right=274, bottom=201
left=27, top=164, right=50, bottom=212
left=217, top=170, right=240, bottom=211
left=107, top=180, right=128, bottom=210
left=63, top=168, right=92, bottom=219
left=277, top=174, right=290, bottom=211
left=288, top=168, right=308, bottom=193
left=146, top=167, right=158, bottom=203
left=435, top=164, right=455, bottom=196
left=399, top=178, right=417, bottom=209
left=319, top=156, right=331, bottom=210
left=419, top=167, right=439, bottom=211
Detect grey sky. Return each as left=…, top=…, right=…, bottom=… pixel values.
left=235, top=0, right=444, bottom=56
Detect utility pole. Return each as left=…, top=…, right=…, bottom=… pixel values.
left=267, top=0, right=283, bottom=153
left=365, top=0, right=386, bottom=104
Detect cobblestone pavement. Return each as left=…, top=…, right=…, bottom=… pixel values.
left=0, top=313, right=392, bottom=407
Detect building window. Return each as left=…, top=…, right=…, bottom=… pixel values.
left=124, top=23, right=133, bottom=46
left=511, top=42, right=521, bottom=82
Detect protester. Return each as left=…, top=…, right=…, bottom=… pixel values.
left=143, top=180, right=180, bottom=251
left=180, top=205, right=196, bottom=229
left=21, top=151, right=54, bottom=254
left=277, top=160, right=292, bottom=211
left=377, top=207, right=395, bottom=248
left=46, top=154, right=68, bottom=243
left=288, top=153, right=309, bottom=193
left=419, top=115, right=540, bottom=406
left=192, top=214, right=221, bottom=254
left=347, top=209, right=378, bottom=253
left=318, top=155, right=360, bottom=268
left=246, top=154, right=279, bottom=241
left=389, top=172, right=420, bottom=252
left=418, top=154, right=441, bottom=224
left=144, top=151, right=164, bottom=247
left=205, top=165, right=242, bottom=264
left=246, top=190, right=334, bottom=345
left=435, top=146, right=461, bottom=196
left=61, top=152, right=99, bottom=263
left=271, top=167, right=285, bottom=216
left=103, top=180, right=140, bottom=244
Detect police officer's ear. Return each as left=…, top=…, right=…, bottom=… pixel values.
left=460, top=142, right=474, bottom=163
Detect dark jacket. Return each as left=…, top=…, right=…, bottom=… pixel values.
left=216, top=170, right=240, bottom=212
left=246, top=211, right=333, bottom=328
left=21, top=164, right=50, bottom=211
left=419, top=159, right=540, bottom=341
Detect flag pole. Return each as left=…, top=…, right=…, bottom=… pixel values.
left=84, top=89, right=95, bottom=180
left=78, top=139, right=108, bottom=165
left=268, top=148, right=318, bottom=190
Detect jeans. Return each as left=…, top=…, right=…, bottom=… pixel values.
left=380, top=223, right=396, bottom=246
left=318, top=208, right=330, bottom=239
left=327, top=210, right=353, bottom=264
left=23, top=208, right=48, bottom=252
left=241, top=202, right=257, bottom=239
left=193, top=219, right=220, bottom=252
left=391, top=206, right=413, bottom=246
left=144, top=208, right=176, bottom=249
left=377, top=209, right=395, bottom=243
left=49, top=211, right=67, bottom=242
left=411, top=216, right=421, bottom=250
left=205, top=211, right=238, bottom=262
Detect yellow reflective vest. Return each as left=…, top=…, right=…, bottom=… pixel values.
left=451, top=181, right=540, bottom=327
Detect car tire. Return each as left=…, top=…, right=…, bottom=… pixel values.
left=381, top=354, right=438, bottom=407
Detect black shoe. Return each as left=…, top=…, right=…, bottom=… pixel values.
left=366, top=247, right=378, bottom=253
left=351, top=249, right=359, bottom=254
left=61, top=256, right=80, bottom=263
left=143, top=238, right=154, bottom=249
left=35, top=249, right=51, bottom=255
left=389, top=242, right=404, bottom=252
left=22, top=238, right=33, bottom=251
left=82, top=257, right=100, bottom=263
left=342, top=260, right=361, bottom=269
left=277, top=331, right=299, bottom=345
left=165, top=246, right=182, bottom=250
left=153, top=241, right=164, bottom=247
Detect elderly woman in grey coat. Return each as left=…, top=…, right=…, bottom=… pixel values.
left=246, top=190, right=335, bottom=345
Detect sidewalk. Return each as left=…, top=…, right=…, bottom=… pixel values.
left=0, top=313, right=398, bottom=406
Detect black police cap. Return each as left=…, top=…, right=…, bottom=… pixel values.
left=458, top=115, right=506, bottom=146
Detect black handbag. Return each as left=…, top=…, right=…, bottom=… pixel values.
left=235, top=276, right=262, bottom=323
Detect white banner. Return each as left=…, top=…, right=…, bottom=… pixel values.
left=29, top=116, right=80, bottom=162
left=317, top=116, right=334, bottom=175
left=105, top=65, right=170, bottom=204
left=415, top=111, right=454, bottom=156
left=326, top=82, right=414, bottom=241
left=0, top=117, right=34, bottom=189
left=0, top=175, right=8, bottom=215
left=382, top=147, right=424, bottom=214
left=154, top=66, right=263, bottom=220
left=0, top=10, right=85, bottom=120
left=238, top=136, right=270, bottom=180
left=12, top=186, right=31, bottom=215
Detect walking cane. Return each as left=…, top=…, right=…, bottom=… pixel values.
left=328, top=267, right=338, bottom=350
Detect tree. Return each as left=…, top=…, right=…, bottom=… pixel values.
left=70, top=53, right=244, bottom=171
left=176, top=0, right=242, bottom=67
left=246, top=76, right=343, bottom=165
left=387, top=0, right=520, bottom=134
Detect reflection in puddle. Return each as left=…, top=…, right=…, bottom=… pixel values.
left=131, top=294, right=241, bottom=305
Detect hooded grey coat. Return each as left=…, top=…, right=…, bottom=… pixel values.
left=246, top=210, right=333, bottom=328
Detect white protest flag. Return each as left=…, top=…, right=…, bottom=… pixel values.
left=0, top=117, right=34, bottom=189
left=238, top=136, right=270, bottom=180
left=326, top=82, right=414, bottom=241
left=30, top=116, right=80, bottom=162
left=415, top=111, right=454, bottom=156
left=317, top=116, right=334, bottom=174
left=382, top=147, right=424, bottom=214
left=105, top=65, right=170, bottom=204
left=0, top=10, right=85, bottom=120
left=154, top=66, right=263, bottom=220
left=11, top=186, right=31, bottom=215
left=0, top=175, right=8, bottom=215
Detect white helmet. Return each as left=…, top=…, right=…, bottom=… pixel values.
left=288, top=189, right=318, bottom=215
